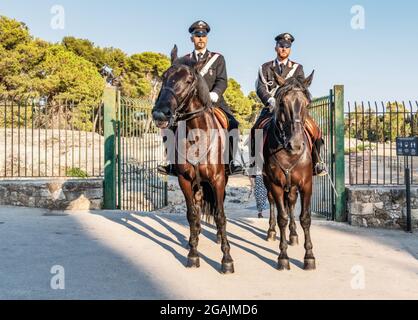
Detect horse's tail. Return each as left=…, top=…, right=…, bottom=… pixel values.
left=200, top=181, right=217, bottom=224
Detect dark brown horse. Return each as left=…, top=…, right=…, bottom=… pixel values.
left=152, top=46, right=234, bottom=274
left=263, top=71, right=317, bottom=271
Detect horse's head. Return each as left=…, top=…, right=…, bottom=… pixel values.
left=273, top=71, right=314, bottom=155
left=152, top=45, right=211, bottom=129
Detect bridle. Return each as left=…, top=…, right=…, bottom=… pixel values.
left=269, top=87, right=310, bottom=192
left=158, top=69, right=208, bottom=126
left=271, top=87, right=308, bottom=150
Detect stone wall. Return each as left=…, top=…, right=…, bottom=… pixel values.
left=347, top=186, right=418, bottom=229
left=0, top=179, right=103, bottom=210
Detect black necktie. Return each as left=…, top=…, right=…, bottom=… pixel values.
left=197, top=53, right=203, bottom=61
left=279, top=63, right=285, bottom=75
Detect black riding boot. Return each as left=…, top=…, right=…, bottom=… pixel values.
left=226, top=115, right=244, bottom=176
left=312, top=138, right=327, bottom=177
left=157, top=126, right=178, bottom=176
left=248, top=108, right=271, bottom=177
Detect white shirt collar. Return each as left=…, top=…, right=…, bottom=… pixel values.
left=194, top=49, right=207, bottom=60
left=276, top=58, right=289, bottom=66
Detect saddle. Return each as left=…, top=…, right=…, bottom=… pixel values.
left=213, top=107, right=229, bottom=129
left=256, top=114, right=321, bottom=153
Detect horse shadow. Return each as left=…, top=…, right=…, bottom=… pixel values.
left=95, top=211, right=223, bottom=272
left=94, top=210, right=306, bottom=271
left=202, top=219, right=305, bottom=270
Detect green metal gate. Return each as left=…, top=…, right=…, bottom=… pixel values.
left=309, top=85, right=346, bottom=221
left=102, top=87, right=168, bottom=212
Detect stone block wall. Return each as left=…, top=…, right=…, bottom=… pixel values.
left=347, top=186, right=418, bottom=229
left=0, top=179, right=103, bottom=210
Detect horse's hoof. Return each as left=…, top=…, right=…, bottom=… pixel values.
left=266, top=232, right=277, bottom=242
left=186, top=257, right=200, bottom=268
left=221, top=262, right=235, bottom=274
left=304, top=259, right=316, bottom=271
left=277, top=259, right=290, bottom=271
left=289, top=235, right=299, bottom=246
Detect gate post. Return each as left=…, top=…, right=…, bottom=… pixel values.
left=334, top=85, right=346, bottom=222
left=103, top=86, right=117, bottom=209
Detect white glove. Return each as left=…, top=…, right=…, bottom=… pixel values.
left=210, top=92, right=219, bottom=103
left=267, top=97, right=276, bottom=112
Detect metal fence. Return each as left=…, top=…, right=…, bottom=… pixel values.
left=309, top=93, right=335, bottom=220
left=0, top=95, right=104, bottom=178
left=346, top=100, right=418, bottom=185
left=115, top=94, right=168, bottom=211
left=309, top=86, right=346, bottom=222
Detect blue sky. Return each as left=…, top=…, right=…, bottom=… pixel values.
left=0, top=0, right=417, bottom=102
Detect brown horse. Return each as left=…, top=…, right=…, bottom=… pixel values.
left=152, top=46, right=234, bottom=274
left=262, top=71, right=317, bottom=271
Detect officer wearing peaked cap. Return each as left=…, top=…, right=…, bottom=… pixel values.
left=157, top=20, right=244, bottom=176
left=179, top=20, right=234, bottom=118
left=249, top=33, right=326, bottom=177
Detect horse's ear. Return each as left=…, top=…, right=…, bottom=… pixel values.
left=170, top=45, right=178, bottom=65
left=304, top=70, right=315, bottom=88
left=274, top=72, right=286, bottom=87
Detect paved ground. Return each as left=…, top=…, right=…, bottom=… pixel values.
left=1, top=198, right=418, bottom=300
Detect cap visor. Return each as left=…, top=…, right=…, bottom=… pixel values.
left=278, top=41, right=291, bottom=48
left=192, top=30, right=207, bottom=36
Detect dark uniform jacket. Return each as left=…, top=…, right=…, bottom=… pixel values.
left=177, top=50, right=231, bottom=115
left=256, top=59, right=305, bottom=106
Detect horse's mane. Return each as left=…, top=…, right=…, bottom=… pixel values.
left=195, top=72, right=213, bottom=108
left=275, top=76, right=312, bottom=103
left=170, top=61, right=213, bottom=108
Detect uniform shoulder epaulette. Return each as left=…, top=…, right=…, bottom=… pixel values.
left=289, top=60, right=302, bottom=68
left=262, top=60, right=275, bottom=69
left=209, top=51, right=223, bottom=58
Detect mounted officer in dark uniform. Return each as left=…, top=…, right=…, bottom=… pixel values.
left=157, top=20, right=243, bottom=176
left=250, top=33, right=326, bottom=176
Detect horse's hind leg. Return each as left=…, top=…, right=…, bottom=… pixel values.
left=266, top=191, right=277, bottom=242
left=288, top=189, right=299, bottom=246
left=300, top=184, right=316, bottom=270
left=213, top=179, right=234, bottom=274
left=178, top=176, right=201, bottom=268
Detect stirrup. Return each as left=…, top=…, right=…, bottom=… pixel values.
left=157, top=164, right=177, bottom=177
left=314, top=162, right=328, bottom=177
left=227, top=162, right=244, bottom=176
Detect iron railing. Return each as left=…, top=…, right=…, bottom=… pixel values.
left=345, top=100, right=418, bottom=185
left=115, top=96, right=167, bottom=211
left=0, top=95, right=104, bottom=178
left=309, top=92, right=335, bottom=220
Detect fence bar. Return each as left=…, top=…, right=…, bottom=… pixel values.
left=103, top=86, right=117, bottom=209
left=334, top=85, right=346, bottom=222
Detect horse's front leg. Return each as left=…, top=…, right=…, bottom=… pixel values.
left=300, top=182, right=316, bottom=270
left=213, top=178, right=234, bottom=274
left=266, top=190, right=277, bottom=242
left=271, top=184, right=290, bottom=270
left=288, top=189, right=299, bottom=246
left=178, top=175, right=201, bottom=268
